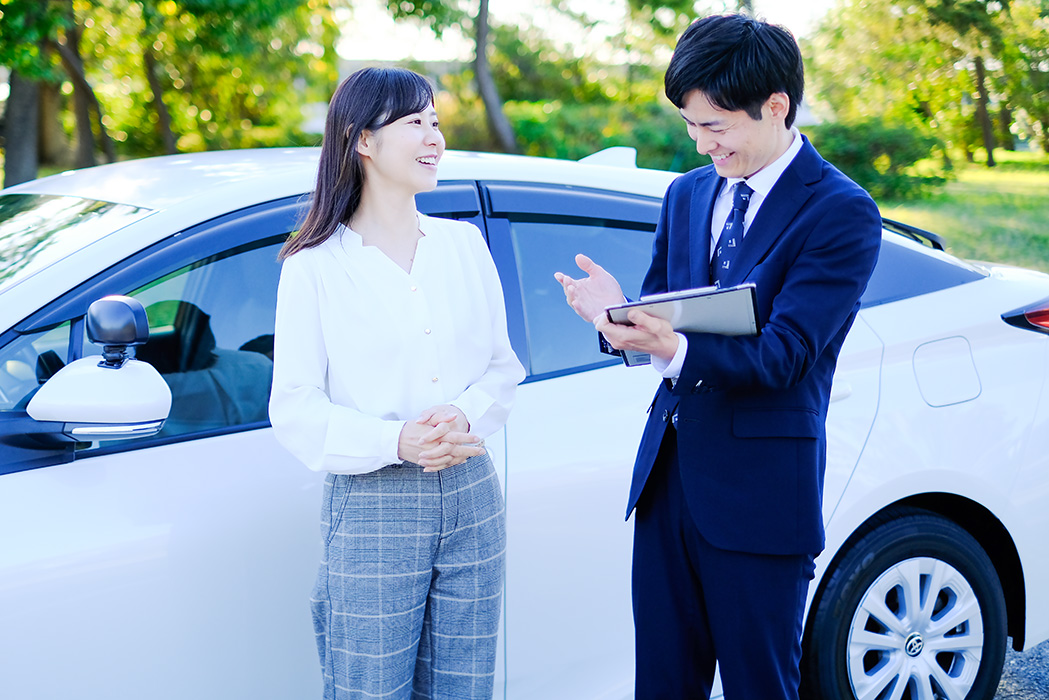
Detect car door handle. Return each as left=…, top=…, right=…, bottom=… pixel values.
left=830, top=382, right=853, bottom=403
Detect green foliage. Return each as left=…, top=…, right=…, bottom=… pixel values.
left=879, top=160, right=1049, bottom=272
left=997, top=1, right=1049, bottom=151
left=0, top=0, right=68, bottom=80
left=625, top=0, right=705, bottom=38
left=1, top=0, right=341, bottom=165
left=488, top=24, right=610, bottom=104
left=483, top=100, right=707, bottom=172
left=432, top=7, right=708, bottom=170
left=805, top=0, right=1048, bottom=160
left=806, top=120, right=947, bottom=200
left=383, top=0, right=465, bottom=35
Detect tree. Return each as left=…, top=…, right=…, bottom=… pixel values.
left=433, top=2, right=716, bottom=171
left=474, top=0, right=516, bottom=152
left=998, top=0, right=1049, bottom=150
left=920, top=0, right=1011, bottom=166
left=385, top=0, right=518, bottom=152
left=49, top=0, right=117, bottom=168
left=805, top=0, right=1042, bottom=166
left=0, top=0, right=67, bottom=185
left=1, top=0, right=344, bottom=186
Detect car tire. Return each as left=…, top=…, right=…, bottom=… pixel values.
left=801, top=506, right=1007, bottom=700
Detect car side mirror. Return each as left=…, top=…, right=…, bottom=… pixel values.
left=26, top=296, right=172, bottom=442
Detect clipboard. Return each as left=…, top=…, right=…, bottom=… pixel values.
left=605, top=283, right=759, bottom=335
left=603, top=284, right=759, bottom=367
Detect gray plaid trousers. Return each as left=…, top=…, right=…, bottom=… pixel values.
left=311, top=453, right=506, bottom=700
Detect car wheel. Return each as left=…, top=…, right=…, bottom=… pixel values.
left=801, top=506, right=1007, bottom=700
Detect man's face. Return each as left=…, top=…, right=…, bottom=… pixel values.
left=679, top=89, right=792, bottom=179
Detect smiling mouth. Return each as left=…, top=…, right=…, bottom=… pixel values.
left=417, top=156, right=439, bottom=166
left=712, top=153, right=733, bottom=163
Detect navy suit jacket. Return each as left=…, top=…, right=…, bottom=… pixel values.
left=625, top=136, right=882, bottom=556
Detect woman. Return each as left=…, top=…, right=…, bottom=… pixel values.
left=269, top=67, right=525, bottom=700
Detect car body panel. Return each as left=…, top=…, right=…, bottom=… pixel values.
left=818, top=271, right=1049, bottom=647
left=2, top=148, right=1048, bottom=699
left=0, top=429, right=323, bottom=699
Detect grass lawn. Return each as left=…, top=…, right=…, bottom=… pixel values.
left=879, top=153, right=1049, bottom=273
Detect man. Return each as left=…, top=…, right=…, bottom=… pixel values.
left=554, top=14, right=882, bottom=700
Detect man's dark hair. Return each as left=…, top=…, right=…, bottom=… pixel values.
left=664, top=14, right=804, bottom=128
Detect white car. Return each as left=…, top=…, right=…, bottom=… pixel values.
left=1, top=148, right=1047, bottom=700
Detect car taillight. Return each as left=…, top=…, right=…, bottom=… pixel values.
left=1025, top=307, right=1049, bottom=330
left=1003, top=297, right=1049, bottom=334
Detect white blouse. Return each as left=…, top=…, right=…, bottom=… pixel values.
left=269, top=214, right=525, bottom=474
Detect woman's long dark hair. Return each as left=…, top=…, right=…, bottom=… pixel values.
left=279, top=67, right=435, bottom=260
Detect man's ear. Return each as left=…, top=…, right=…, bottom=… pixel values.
left=765, top=93, right=791, bottom=122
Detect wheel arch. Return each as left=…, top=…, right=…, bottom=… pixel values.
left=806, top=494, right=1026, bottom=654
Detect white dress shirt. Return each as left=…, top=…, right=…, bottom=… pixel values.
left=654, top=128, right=803, bottom=379
left=269, top=214, right=525, bottom=474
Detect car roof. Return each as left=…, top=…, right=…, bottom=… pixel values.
left=0, top=148, right=677, bottom=332
left=4, top=148, right=678, bottom=211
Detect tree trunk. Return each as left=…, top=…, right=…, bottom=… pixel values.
left=2, top=70, right=41, bottom=187
left=972, top=55, right=996, bottom=167
left=144, top=48, right=178, bottom=154
left=38, top=81, right=70, bottom=167
left=473, top=0, right=517, bottom=154
left=51, top=13, right=117, bottom=167
left=996, top=104, right=1013, bottom=151
left=54, top=16, right=95, bottom=168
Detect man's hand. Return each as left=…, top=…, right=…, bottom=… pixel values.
left=554, top=254, right=626, bottom=323
left=398, top=405, right=485, bottom=472
left=595, top=309, right=680, bottom=364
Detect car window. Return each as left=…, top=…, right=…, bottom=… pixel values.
left=78, top=238, right=282, bottom=449
left=0, top=322, right=71, bottom=411
left=509, top=218, right=653, bottom=377
left=861, top=232, right=987, bottom=308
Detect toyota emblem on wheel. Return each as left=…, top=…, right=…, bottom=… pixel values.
left=904, top=632, right=925, bottom=658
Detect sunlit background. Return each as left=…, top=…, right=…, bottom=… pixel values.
left=1, top=0, right=1046, bottom=216
left=337, top=0, right=834, bottom=61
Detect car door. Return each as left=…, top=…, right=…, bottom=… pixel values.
left=475, top=182, right=662, bottom=699
left=0, top=198, right=325, bottom=700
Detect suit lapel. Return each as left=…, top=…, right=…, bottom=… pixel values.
left=688, top=169, right=722, bottom=289
left=726, top=139, right=823, bottom=287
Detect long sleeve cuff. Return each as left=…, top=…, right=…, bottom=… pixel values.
left=652, top=333, right=688, bottom=379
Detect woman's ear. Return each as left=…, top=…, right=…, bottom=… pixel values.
left=357, top=129, right=376, bottom=158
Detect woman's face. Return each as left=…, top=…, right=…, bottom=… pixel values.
left=358, top=106, right=445, bottom=196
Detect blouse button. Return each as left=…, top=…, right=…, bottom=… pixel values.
left=410, top=285, right=418, bottom=292
left=431, top=376, right=439, bottom=383
left=424, top=329, right=431, bottom=335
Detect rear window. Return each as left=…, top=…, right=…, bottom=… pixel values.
left=861, top=230, right=987, bottom=308
left=0, top=194, right=152, bottom=294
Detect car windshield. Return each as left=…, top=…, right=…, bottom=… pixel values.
left=0, top=194, right=153, bottom=294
